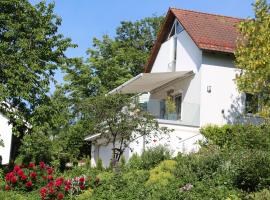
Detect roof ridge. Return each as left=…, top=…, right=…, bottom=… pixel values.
left=169, top=7, right=244, bottom=21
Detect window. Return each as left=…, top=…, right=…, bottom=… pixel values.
left=245, top=93, right=259, bottom=114
left=175, top=94, right=182, bottom=120
left=163, top=90, right=182, bottom=120
left=168, top=20, right=184, bottom=39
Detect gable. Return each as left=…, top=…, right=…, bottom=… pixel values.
left=145, top=8, right=243, bottom=73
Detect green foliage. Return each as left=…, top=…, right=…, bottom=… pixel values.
left=80, top=94, right=170, bottom=165
left=230, top=149, right=270, bottom=192
left=235, top=0, right=270, bottom=117
left=0, top=0, right=75, bottom=134
left=128, top=145, right=172, bottom=170
left=247, top=189, right=270, bottom=200
left=201, top=124, right=270, bottom=150
left=87, top=16, right=163, bottom=91
left=146, top=160, right=176, bottom=187
left=96, top=158, right=103, bottom=171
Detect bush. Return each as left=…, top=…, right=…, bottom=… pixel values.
left=247, top=189, right=270, bottom=200
left=201, top=124, right=270, bottom=150
left=230, top=149, right=270, bottom=192
left=128, top=145, right=171, bottom=170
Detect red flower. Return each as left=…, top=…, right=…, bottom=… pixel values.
left=55, top=180, right=62, bottom=187
left=5, top=185, right=11, bottom=190
left=30, top=171, right=37, bottom=179
left=40, top=187, right=47, bottom=198
left=28, top=163, right=35, bottom=168
left=17, top=169, right=24, bottom=177
left=48, top=175, right=53, bottom=180
left=47, top=181, right=54, bottom=187
left=26, top=181, right=32, bottom=188
left=79, top=177, right=85, bottom=182
left=39, top=162, right=46, bottom=169
left=11, top=176, right=17, bottom=184
left=49, top=187, right=54, bottom=194
left=21, top=175, right=27, bottom=181
left=57, top=193, right=64, bottom=200
left=65, top=185, right=70, bottom=191
left=80, top=184, right=85, bottom=190
left=13, top=165, right=20, bottom=172
left=47, top=167, right=53, bottom=175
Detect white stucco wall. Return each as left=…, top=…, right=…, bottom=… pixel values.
left=0, top=113, right=12, bottom=164
left=200, top=52, right=245, bottom=126
left=144, top=123, right=202, bottom=155
left=151, top=37, right=174, bottom=72
left=91, top=124, right=203, bottom=167
left=175, top=31, right=202, bottom=72
left=151, top=30, right=202, bottom=73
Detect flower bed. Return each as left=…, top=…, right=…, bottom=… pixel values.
left=2, top=162, right=99, bottom=199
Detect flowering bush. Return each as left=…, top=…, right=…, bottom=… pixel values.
left=3, top=162, right=100, bottom=200
left=4, top=162, right=53, bottom=191
left=39, top=175, right=96, bottom=199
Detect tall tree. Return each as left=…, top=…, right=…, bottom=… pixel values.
left=235, top=0, right=270, bottom=117
left=0, top=0, right=75, bottom=134
left=87, top=16, right=163, bottom=91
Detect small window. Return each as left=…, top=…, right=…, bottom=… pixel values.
left=168, top=20, right=184, bottom=39
left=176, top=21, right=184, bottom=34
left=245, top=93, right=258, bottom=114
left=174, top=94, right=182, bottom=120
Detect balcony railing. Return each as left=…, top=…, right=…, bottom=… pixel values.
left=140, top=99, right=200, bottom=127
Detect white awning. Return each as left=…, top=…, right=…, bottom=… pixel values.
left=109, top=71, right=193, bottom=94
left=84, top=133, right=101, bottom=141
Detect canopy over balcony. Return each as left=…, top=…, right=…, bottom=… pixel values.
left=109, top=71, right=193, bottom=94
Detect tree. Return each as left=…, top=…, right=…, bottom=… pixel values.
left=0, top=0, right=75, bottom=134
left=79, top=94, right=171, bottom=167
left=87, top=16, right=164, bottom=92
left=235, top=0, right=270, bottom=117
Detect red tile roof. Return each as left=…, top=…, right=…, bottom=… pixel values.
left=145, top=8, right=243, bottom=73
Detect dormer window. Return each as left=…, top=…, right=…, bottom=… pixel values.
left=168, top=19, right=184, bottom=39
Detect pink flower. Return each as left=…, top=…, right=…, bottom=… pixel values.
left=26, top=181, right=32, bottom=188
left=57, top=193, right=64, bottom=200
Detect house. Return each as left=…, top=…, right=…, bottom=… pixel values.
left=0, top=112, right=13, bottom=164
left=85, top=8, right=261, bottom=167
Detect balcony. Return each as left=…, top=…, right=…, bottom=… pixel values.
left=140, top=99, right=200, bottom=127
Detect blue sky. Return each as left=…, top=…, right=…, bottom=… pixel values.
left=29, top=0, right=259, bottom=91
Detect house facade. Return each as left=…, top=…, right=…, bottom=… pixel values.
left=86, top=8, right=260, bottom=167
left=0, top=113, right=13, bottom=164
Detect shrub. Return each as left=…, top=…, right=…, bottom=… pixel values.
left=230, top=149, right=270, bottom=192
left=146, top=160, right=176, bottom=187
left=96, top=158, right=103, bottom=171
left=247, top=189, right=270, bottom=200
left=128, top=145, right=171, bottom=170
left=201, top=124, right=270, bottom=150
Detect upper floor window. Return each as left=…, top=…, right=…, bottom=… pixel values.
left=168, top=20, right=184, bottom=39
